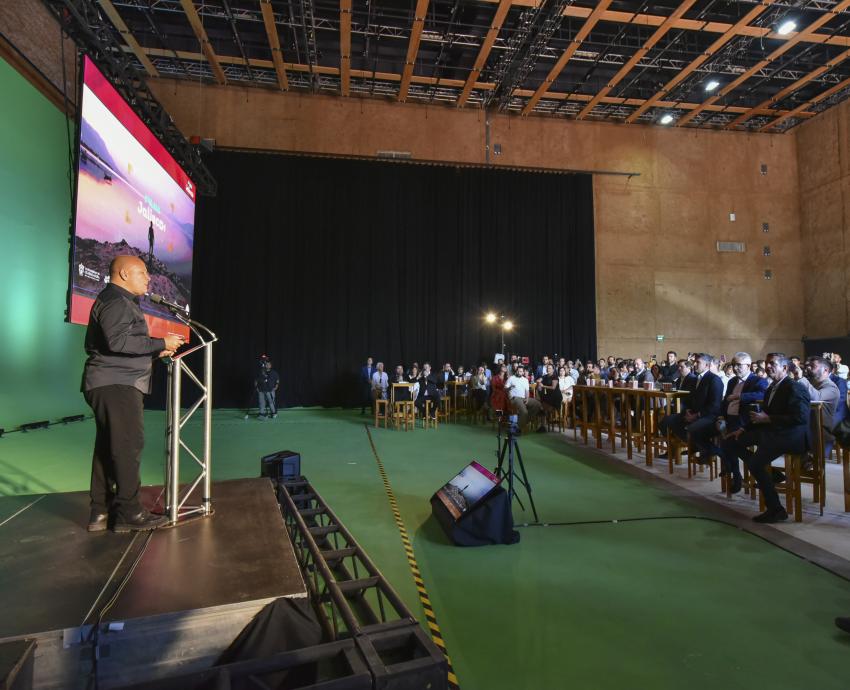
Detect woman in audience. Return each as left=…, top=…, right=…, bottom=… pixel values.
left=470, top=365, right=489, bottom=416
left=650, top=363, right=662, bottom=383
left=538, top=363, right=562, bottom=414
left=558, top=365, right=575, bottom=400
left=490, top=363, right=510, bottom=416
left=407, top=365, right=421, bottom=401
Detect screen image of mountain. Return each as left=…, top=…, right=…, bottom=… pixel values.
left=435, top=461, right=501, bottom=521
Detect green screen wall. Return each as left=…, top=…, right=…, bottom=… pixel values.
left=0, top=56, right=87, bottom=430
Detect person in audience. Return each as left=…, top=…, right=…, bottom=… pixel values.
left=829, top=360, right=848, bottom=427
left=658, top=353, right=723, bottom=460
left=416, top=362, right=438, bottom=418
left=660, top=351, right=679, bottom=383
left=716, top=352, right=768, bottom=492
left=557, top=356, right=567, bottom=373
left=674, top=359, right=698, bottom=391
left=607, top=366, right=621, bottom=384
left=371, top=362, right=388, bottom=403
left=567, top=360, right=580, bottom=381
left=389, top=365, right=411, bottom=401
left=629, top=358, right=654, bottom=386
left=490, top=363, right=510, bottom=417
left=711, top=357, right=730, bottom=390
left=535, top=356, right=550, bottom=379
left=799, top=356, right=840, bottom=463
left=607, top=355, right=616, bottom=368
left=832, top=352, right=849, bottom=379
left=558, top=365, right=575, bottom=402
left=436, top=362, right=455, bottom=398
left=617, top=361, right=630, bottom=381
left=723, top=353, right=811, bottom=523
left=597, top=359, right=609, bottom=382
left=755, top=366, right=767, bottom=379
left=360, top=357, right=375, bottom=414
left=506, top=364, right=544, bottom=431
left=650, top=363, right=662, bottom=384
left=470, top=365, right=489, bottom=416
left=407, top=365, right=421, bottom=401
left=538, top=363, right=563, bottom=415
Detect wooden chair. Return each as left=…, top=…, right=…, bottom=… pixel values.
left=437, top=396, right=452, bottom=425
left=390, top=383, right=415, bottom=431
left=686, top=440, right=719, bottom=481
left=374, top=398, right=389, bottom=429
left=421, top=400, right=438, bottom=429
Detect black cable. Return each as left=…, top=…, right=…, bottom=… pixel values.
left=517, top=513, right=850, bottom=585
left=59, top=24, right=75, bottom=209
left=85, top=530, right=155, bottom=690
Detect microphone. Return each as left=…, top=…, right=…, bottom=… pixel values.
left=148, top=293, right=189, bottom=315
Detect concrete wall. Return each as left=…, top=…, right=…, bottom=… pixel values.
left=795, top=99, right=850, bottom=340
left=150, top=79, right=805, bottom=359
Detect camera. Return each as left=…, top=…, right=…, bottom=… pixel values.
left=497, top=411, right=520, bottom=436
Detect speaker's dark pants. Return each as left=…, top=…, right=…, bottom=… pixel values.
left=85, top=385, right=145, bottom=519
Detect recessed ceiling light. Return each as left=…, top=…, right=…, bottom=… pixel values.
left=705, top=80, right=720, bottom=92
left=777, top=20, right=796, bottom=36
left=660, top=114, right=674, bottom=125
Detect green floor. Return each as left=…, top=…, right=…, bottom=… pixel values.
left=2, top=408, right=849, bottom=688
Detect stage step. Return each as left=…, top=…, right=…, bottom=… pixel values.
left=309, top=525, right=340, bottom=536
left=298, top=507, right=325, bottom=517
left=337, top=577, right=380, bottom=595
left=322, top=547, right=356, bottom=564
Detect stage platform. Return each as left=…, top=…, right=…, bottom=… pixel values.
left=0, top=477, right=307, bottom=689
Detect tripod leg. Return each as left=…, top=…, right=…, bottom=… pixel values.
left=513, top=442, right=538, bottom=523
left=495, top=437, right=508, bottom=479
left=506, top=443, right=525, bottom=512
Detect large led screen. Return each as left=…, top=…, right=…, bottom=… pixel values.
left=69, top=55, right=195, bottom=339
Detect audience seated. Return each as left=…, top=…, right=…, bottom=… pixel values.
left=506, top=364, right=543, bottom=431
left=659, top=351, right=679, bottom=384
left=416, top=362, right=438, bottom=419
left=722, top=353, right=811, bottom=523
left=628, top=358, right=654, bottom=386
left=371, top=362, right=388, bottom=403
left=715, top=352, right=768, bottom=491
left=658, top=353, right=723, bottom=459
left=537, top=363, right=563, bottom=414
left=390, top=365, right=411, bottom=401
left=798, top=356, right=840, bottom=462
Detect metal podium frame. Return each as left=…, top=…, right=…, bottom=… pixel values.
left=163, top=311, right=218, bottom=525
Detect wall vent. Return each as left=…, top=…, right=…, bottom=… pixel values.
left=716, top=241, right=746, bottom=253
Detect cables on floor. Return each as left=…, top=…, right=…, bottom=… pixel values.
left=517, top=514, right=850, bottom=585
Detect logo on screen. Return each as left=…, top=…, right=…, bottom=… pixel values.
left=185, top=179, right=195, bottom=200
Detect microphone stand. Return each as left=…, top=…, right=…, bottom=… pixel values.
left=159, top=302, right=218, bottom=526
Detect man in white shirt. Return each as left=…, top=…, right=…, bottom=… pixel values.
left=832, top=352, right=849, bottom=380
left=371, top=362, right=388, bottom=402
left=506, top=365, right=543, bottom=431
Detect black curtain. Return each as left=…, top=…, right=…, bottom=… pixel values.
left=181, top=152, right=596, bottom=408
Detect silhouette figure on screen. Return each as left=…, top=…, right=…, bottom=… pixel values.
left=147, top=221, right=155, bottom=264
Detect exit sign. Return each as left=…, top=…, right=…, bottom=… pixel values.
left=656, top=335, right=664, bottom=342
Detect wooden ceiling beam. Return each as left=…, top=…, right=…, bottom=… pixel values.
left=476, top=0, right=850, bottom=49
left=179, top=0, right=227, bottom=85
left=725, top=45, right=850, bottom=129
left=98, top=0, right=159, bottom=77
left=521, top=0, right=613, bottom=117
left=576, top=0, right=697, bottom=121
left=625, top=1, right=775, bottom=125
left=132, top=45, right=816, bottom=121
left=457, top=0, right=511, bottom=108
left=340, top=0, right=352, bottom=96
left=399, top=0, right=430, bottom=101
left=677, top=0, right=850, bottom=127
left=759, top=73, right=850, bottom=131
left=260, top=0, right=289, bottom=90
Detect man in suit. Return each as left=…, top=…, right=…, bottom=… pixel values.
left=658, top=353, right=723, bottom=459
left=829, top=360, right=848, bottom=427
left=673, top=359, right=698, bottom=393
left=723, top=353, right=811, bottom=523
left=659, top=351, right=679, bottom=384
left=416, top=362, right=439, bottom=419
left=435, top=362, right=456, bottom=399
left=717, top=352, right=768, bottom=492
left=360, top=357, right=374, bottom=414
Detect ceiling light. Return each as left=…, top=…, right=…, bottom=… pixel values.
left=503, top=321, right=514, bottom=331
left=777, top=20, right=796, bottom=36
left=660, top=114, right=674, bottom=125
left=705, top=80, right=720, bottom=92
left=485, top=312, right=497, bottom=323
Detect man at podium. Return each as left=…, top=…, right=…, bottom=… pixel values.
left=81, top=255, right=184, bottom=533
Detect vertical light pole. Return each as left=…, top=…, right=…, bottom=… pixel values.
left=485, top=312, right=514, bottom=356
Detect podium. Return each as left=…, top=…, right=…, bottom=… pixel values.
left=163, top=311, right=218, bottom=525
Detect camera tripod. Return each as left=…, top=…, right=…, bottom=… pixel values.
left=494, top=425, right=539, bottom=524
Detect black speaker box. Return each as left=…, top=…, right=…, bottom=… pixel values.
left=430, top=487, right=519, bottom=546
left=260, top=450, right=301, bottom=481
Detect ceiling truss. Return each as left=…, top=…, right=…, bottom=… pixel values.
left=56, top=0, right=850, bottom=133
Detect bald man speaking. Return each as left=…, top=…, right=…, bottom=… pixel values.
left=82, top=255, right=184, bottom=533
